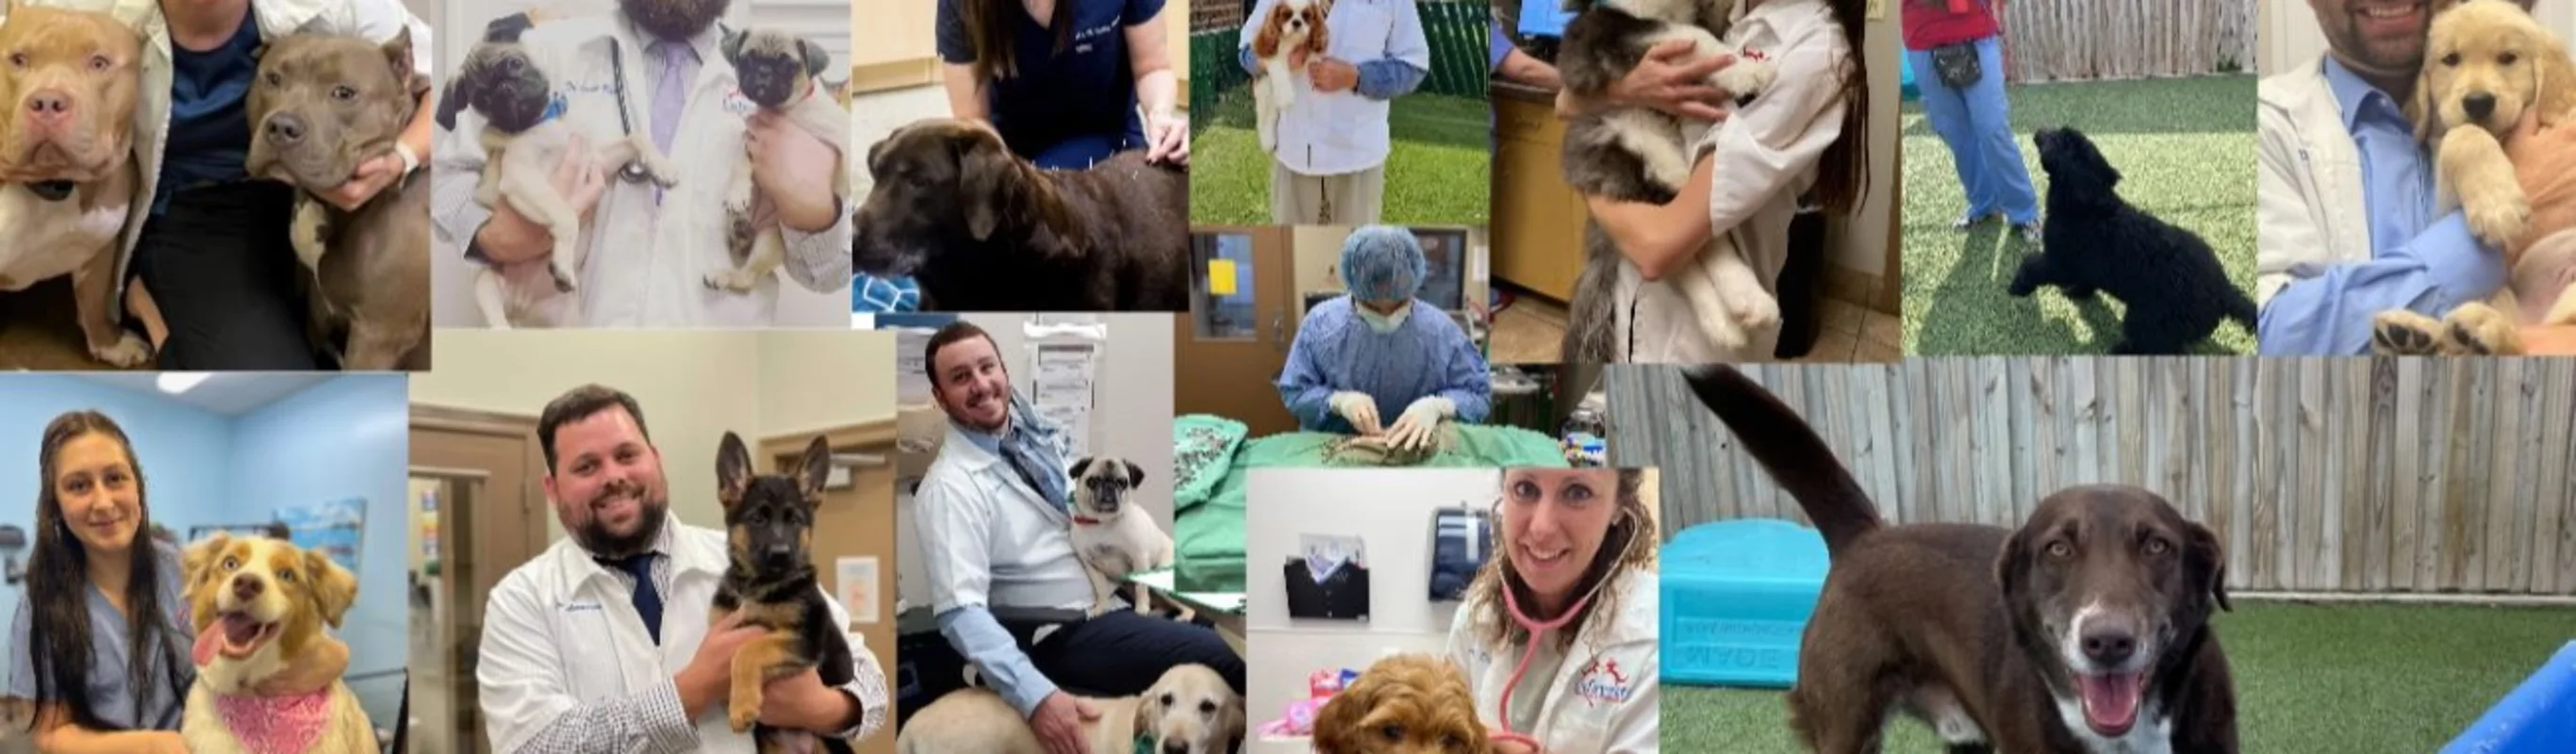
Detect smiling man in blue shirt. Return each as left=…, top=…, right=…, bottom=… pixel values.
left=2254, top=0, right=2543, bottom=355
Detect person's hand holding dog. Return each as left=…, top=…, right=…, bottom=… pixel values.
left=1030, top=690, right=1101, bottom=754
left=321, top=153, right=405, bottom=211
left=2504, top=111, right=2576, bottom=256
left=251, top=633, right=351, bottom=696
left=1308, top=57, right=1360, bottom=92
left=476, top=132, right=609, bottom=264
left=1556, top=41, right=1734, bottom=123
left=1145, top=109, right=1191, bottom=166
left=747, top=110, right=841, bottom=233
left=759, top=666, right=861, bottom=732
left=678, top=611, right=767, bottom=717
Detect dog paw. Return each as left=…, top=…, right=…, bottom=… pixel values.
left=1693, top=310, right=1748, bottom=352
left=549, top=262, right=579, bottom=294
left=2466, top=193, right=2532, bottom=249
left=2370, top=310, right=2446, bottom=355
left=89, top=334, right=152, bottom=369
left=2443, top=303, right=2523, bottom=355
left=704, top=269, right=760, bottom=292
left=1729, top=289, right=1781, bottom=333
left=729, top=704, right=759, bottom=734
left=1714, top=59, right=1778, bottom=99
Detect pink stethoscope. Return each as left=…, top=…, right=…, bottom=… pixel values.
left=1484, top=514, right=1632, bottom=753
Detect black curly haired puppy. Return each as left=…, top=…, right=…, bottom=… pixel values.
left=2009, top=127, right=2255, bottom=354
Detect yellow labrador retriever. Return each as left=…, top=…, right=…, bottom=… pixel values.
left=0, top=0, right=151, bottom=367
left=895, top=664, right=1242, bottom=754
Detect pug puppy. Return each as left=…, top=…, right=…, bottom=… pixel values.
left=1066, top=457, right=1172, bottom=616
left=712, top=28, right=850, bottom=293
left=448, top=41, right=681, bottom=327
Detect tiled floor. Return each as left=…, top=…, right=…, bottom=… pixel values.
left=1491, top=294, right=1568, bottom=363
left=1485, top=289, right=1901, bottom=364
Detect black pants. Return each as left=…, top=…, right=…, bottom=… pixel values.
left=899, top=610, right=1245, bottom=728
left=130, top=182, right=322, bottom=369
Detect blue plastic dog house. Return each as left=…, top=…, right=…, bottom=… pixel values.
left=1660, top=518, right=1829, bottom=688
left=2443, top=641, right=2576, bottom=753
left=1901, top=55, right=1920, bottom=101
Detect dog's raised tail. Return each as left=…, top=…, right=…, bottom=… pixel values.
left=1678, top=366, right=1882, bottom=555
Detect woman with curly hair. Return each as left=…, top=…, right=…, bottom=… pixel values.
left=1445, top=467, right=1659, bottom=753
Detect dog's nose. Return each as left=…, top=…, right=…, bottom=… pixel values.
left=265, top=113, right=305, bottom=145
left=2464, top=92, right=2498, bottom=121
left=2080, top=627, right=2138, bottom=666
left=230, top=573, right=264, bottom=600
left=25, top=89, right=72, bottom=124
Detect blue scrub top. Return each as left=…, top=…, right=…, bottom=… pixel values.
left=934, top=0, right=1160, bottom=169
left=156, top=9, right=264, bottom=214
left=8, top=541, right=195, bottom=731
left=1277, top=297, right=1495, bottom=434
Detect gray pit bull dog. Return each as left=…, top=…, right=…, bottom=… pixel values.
left=246, top=28, right=432, bottom=369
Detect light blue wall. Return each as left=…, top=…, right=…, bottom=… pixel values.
left=228, top=375, right=410, bottom=730
left=0, top=375, right=408, bottom=736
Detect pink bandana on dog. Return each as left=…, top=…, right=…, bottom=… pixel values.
left=212, top=688, right=331, bottom=754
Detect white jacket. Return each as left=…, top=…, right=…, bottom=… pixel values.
left=1617, top=0, right=1845, bottom=363
left=12, top=0, right=432, bottom=290
left=1238, top=0, right=1429, bottom=176
left=429, top=14, right=853, bottom=327
left=915, top=421, right=1094, bottom=615
left=1446, top=572, right=1659, bottom=754
left=476, top=516, right=884, bottom=754
left=2255, top=57, right=2373, bottom=306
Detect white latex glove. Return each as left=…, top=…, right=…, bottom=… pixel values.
left=1329, top=391, right=1384, bottom=435
left=1384, top=396, right=1457, bottom=451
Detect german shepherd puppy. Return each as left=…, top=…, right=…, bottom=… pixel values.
left=714, top=432, right=857, bottom=754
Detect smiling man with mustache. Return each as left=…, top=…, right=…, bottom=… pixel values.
left=472, top=385, right=891, bottom=753
left=912, top=320, right=1244, bottom=754
left=2256, top=0, right=2545, bottom=354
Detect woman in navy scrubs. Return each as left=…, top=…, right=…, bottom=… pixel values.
left=935, top=0, right=1189, bottom=169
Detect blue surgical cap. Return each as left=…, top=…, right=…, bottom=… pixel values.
left=1339, top=225, right=1428, bottom=303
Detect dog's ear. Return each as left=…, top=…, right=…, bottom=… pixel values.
left=2412, top=58, right=2442, bottom=142
left=2535, top=30, right=2576, bottom=128
left=304, top=549, right=359, bottom=628
left=718, top=431, right=753, bottom=508
left=1130, top=687, right=1157, bottom=743
left=797, top=434, right=834, bottom=500
left=1122, top=459, right=1145, bottom=488
left=1252, top=7, right=1282, bottom=58
left=183, top=533, right=231, bottom=589
left=1308, top=679, right=1368, bottom=754
left=720, top=28, right=748, bottom=67
left=800, top=37, right=832, bottom=78
left=1992, top=524, right=2031, bottom=611
left=1068, top=457, right=1096, bottom=481
left=958, top=129, right=1022, bottom=241
left=2185, top=519, right=2231, bottom=613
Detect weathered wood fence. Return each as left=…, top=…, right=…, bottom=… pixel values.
left=1609, top=359, right=2576, bottom=597
left=1990, top=0, right=2256, bottom=83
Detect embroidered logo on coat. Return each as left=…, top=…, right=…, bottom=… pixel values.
left=1575, top=658, right=1633, bottom=706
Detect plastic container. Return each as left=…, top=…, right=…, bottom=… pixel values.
left=2443, top=640, right=2576, bottom=754
left=1660, top=518, right=1829, bottom=688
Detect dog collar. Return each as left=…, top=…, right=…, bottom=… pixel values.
left=26, top=181, right=74, bottom=202
left=1071, top=516, right=1104, bottom=525
left=212, top=687, right=333, bottom=754
left=537, top=94, right=568, bottom=124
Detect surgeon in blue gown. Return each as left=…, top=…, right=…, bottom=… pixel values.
left=1277, top=226, right=1493, bottom=451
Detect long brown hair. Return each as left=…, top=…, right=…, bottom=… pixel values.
left=1810, top=0, right=1872, bottom=215
left=963, top=0, right=1072, bottom=83
left=24, top=411, right=189, bottom=732
left=1465, top=469, right=1658, bottom=651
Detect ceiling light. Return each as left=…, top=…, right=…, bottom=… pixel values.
left=157, top=373, right=210, bottom=394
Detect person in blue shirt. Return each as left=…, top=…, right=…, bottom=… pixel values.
left=935, top=0, right=1188, bottom=170
left=1277, top=226, right=1493, bottom=451
left=2254, top=0, right=2545, bottom=355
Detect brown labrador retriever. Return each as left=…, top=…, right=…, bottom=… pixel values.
left=851, top=119, right=1186, bottom=311
left=1681, top=366, right=2238, bottom=753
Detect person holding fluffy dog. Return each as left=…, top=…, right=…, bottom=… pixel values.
left=1445, top=468, right=1659, bottom=754
left=2255, top=0, right=2576, bottom=354
left=1236, top=0, right=1432, bottom=225
left=474, top=385, right=890, bottom=753
left=8, top=411, right=348, bottom=754
left=430, top=0, right=852, bottom=328
left=1555, top=0, right=1871, bottom=363
left=913, top=321, right=1244, bottom=754
left=1277, top=225, right=1492, bottom=451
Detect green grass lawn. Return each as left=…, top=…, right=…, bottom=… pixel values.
left=1903, top=75, right=2258, bottom=355
left=1664, top=600, right=2576, bottom=750
left=1190, top=87, right=1491, bottom=226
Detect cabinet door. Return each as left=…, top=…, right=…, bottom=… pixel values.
left=1491, top=94, right=1581, bottom=302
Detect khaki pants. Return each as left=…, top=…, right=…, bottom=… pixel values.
left=1269, top=163, right=1388, bottom=225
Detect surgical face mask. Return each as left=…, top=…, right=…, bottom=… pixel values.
left=1356, top=301, right=1411, bottom=333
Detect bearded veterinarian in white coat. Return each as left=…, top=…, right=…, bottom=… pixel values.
left=8, top=0, right=432, bottom=369
left=1562, top=0, right=1868, bottom=363
left=1446, top=468, right=1658, bottom=754
left=429, top=4, right=852, bottom=328
left=475, top=385, right=890, bottom=754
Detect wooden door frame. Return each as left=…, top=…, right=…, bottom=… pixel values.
left=408, top=403, right=549, bottom=754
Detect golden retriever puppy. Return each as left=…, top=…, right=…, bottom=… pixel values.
left=894, top=664, right=1242, bottom=754
left=1312, top=654, right=1487, bottom=754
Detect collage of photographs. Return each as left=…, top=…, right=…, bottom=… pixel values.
left=0, top=0, right=2571, bottom=752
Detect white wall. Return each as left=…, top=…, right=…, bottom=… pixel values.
left=2261, top=2, right=2576, bottom=74
left=1838, top=0, right=1899, bottom=278
left=1244, top=468, right=1500, bottom=748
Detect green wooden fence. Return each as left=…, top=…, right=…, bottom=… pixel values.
left=1190, top=0, right=1491, bottom=112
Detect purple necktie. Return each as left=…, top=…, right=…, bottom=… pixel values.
left=648, top=40, right=695, bottom=155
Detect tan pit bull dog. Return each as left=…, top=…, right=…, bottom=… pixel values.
left=245, top=28, right=432, bottom=370
left=0, top=0, right=152, bottom=368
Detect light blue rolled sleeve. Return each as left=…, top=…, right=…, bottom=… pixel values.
left=8, top=596, right=32, bottom=700
left=934, top=607, right=1058, bottom=716
left=2256, top=213, right=2503, bottom=355
left=1488, top=22, right=1511, bottom=73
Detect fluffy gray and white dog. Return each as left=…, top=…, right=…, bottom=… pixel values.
left=1558, top=0, right=1778, bottom=362
left=714, top=28, right=849, bottom=293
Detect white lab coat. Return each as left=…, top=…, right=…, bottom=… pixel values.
left=1236, top=0, right=1429, bottom=176
left=2254, top=57, right=2373, bottom=307
left=476, top=516, right=882, bottom=754
left=429, top=14, right=853, bottom=327
left=1615, top=0, right=1846, bottom=364
left=915, top=422, right=1095, bottom=615
left=1446, top=572, right=1660, bottom=754
left=10, top=0, right=432, bottom=293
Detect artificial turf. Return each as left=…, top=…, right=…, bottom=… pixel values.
left=1661, top=600, right=2576, bottom=750
left=1189, top=88, right=1493, bottom=227
left=1901, top=74, right=2259, bottom=355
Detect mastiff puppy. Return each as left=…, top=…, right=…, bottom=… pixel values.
left=0, top=0, right=150, bottom=367
left=853, top=119, right=1187, bottom=312
left=247, top=28, right=432, bottom=369
left=714, top=28, right=849, bottom=293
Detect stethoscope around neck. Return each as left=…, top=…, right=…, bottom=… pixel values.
left=1484, top=499, right=1638, bottom=749
left=602, top=37, right=655, bottom=184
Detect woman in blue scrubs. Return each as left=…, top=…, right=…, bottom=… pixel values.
left=935, top=0, right=1190, bottom=169
left=1277, top=226, right=1492, bottom=451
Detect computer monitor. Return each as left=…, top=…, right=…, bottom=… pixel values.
left=1303, top=227, right=1471, bottom=313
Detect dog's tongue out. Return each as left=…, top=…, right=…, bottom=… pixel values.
left=191, top=614, right=265, bottom=665
left=2077, top=672, right=2146, bottom=735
